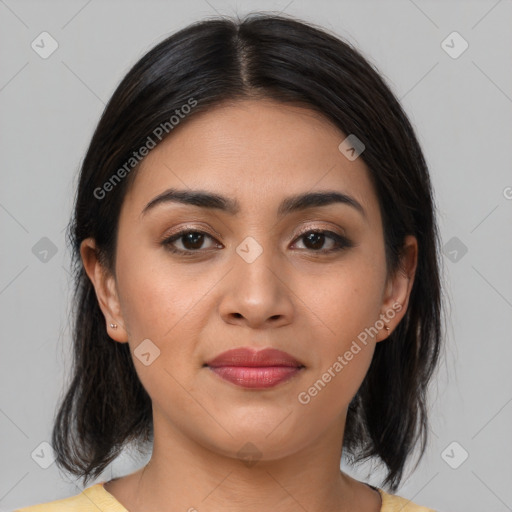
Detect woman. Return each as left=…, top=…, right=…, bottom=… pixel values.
left=16, top=12, right=443, bottom=512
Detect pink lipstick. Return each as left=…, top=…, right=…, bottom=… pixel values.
left=205, top=347, right=304, bottom=389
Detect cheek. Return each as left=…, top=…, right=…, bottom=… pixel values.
left=292, top=255, right=384, bottom=404
left=114, top=242, right=220, bottom=392
left=297, top=343, right=375, bottom=415
left=115, top=242, right=202, bottom=341
left=113, top=247, right=205, bottom=410
left=296, top=279, right=378, bottom=417
left=297, top=257, right=385, bottom=344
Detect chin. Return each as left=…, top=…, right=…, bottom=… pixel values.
left=195, top=418, right=314, bottom=463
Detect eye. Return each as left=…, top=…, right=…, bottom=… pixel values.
left=291, top=229, right=353, bottom=253
left=161, top=228, right=353, bottom=256
left=162, top=230, right=221, bottom=255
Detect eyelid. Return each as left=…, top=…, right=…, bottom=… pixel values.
left=293, top=222, right=346, bottom=238
left=161, top=223, right=222, bottom=241
left=161, top=221, right=346, bottom=243
left=160, top=223, right=352, bottom=257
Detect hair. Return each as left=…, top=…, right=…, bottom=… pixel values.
left=53, top=12, right=443, bottom=492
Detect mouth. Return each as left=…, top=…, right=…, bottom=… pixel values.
left=204, top=347, right=305, bottom=389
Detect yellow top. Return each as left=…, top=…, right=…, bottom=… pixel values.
left=14, top=482, right=436, bottom=511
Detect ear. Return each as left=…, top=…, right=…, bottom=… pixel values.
left=80, top=237, right=129, bottom=343
left=375, top=235, right=418, bottom=342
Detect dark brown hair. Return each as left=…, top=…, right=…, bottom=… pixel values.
left=53, top=12, right=444, bottom=492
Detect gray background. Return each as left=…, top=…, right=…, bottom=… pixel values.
left=1, top=0, right=511, bottom=511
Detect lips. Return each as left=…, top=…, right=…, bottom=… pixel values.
left=205, top=347, right=303, bottom=368
left=205, top=347, right=304, bottom=389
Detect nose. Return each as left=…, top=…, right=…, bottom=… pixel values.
left=218, top=241, right=294, bottom=330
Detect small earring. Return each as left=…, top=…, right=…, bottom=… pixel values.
left=384, top=325, right=390, bottom=332
left=110, top=323, right=118, bottom=329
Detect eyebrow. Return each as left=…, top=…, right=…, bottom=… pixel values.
left=140, top=187, right=367, bottom=220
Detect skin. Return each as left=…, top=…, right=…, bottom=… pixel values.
left=81, top=98, right=417, bottom=512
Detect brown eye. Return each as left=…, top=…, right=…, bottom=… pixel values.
left=161, top=228, right=353, bottom=257
left=292, top=230, right=353, bottom=253
left=179, top=232, right=208, bottom=250
left=162, top=230, right=221, bottom=255
left=302, top=232, right=327, bottom=250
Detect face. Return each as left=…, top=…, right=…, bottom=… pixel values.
left=82, top=98, right=416, bottom=462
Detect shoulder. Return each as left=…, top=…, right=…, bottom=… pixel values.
left=13, top=483, right=128, bottom=512
left=378, top=488, right=437, bottom=512
left=14, top=483, right=435, bottom=512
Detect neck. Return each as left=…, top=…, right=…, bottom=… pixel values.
left=108, top=409, right=381, bottom=512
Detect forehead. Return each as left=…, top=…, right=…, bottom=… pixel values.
left=122, top=98, right=381, bottom=225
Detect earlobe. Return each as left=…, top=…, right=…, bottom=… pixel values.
left=79, top=238, right=129, bottom=343
left=376, top=235, right=418, bottom=342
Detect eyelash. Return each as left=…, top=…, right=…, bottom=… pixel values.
left=161, top=227, right=353, bottom=257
